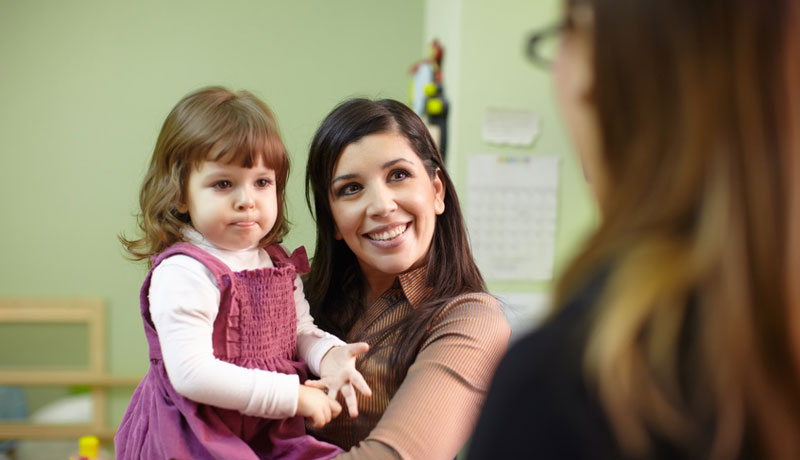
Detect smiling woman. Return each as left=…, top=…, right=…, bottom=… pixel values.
left=304, top=98, right=510, bottom=460
left=329, top=132, right=445, bottom=301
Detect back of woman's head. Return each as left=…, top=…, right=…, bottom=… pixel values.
left=305, top=98, right=484, bottom=339
left=122, top=86, right=290, bottom=262
left=580, top=0, right=788, bottom=229
left=556, top=0, right=800, bottom=458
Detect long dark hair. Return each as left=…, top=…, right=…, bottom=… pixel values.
left=305, top=98, right=485, bottom=377
left=554, top=0, right=800, bottom=457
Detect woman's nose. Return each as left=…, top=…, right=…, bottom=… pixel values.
left=366, top=185, right=397, bottom=217
left=234, top=187, right=255, bottom=210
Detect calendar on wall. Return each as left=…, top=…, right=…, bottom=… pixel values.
left=466, top=154, right=560, bottom=281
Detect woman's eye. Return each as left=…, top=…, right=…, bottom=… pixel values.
left=337, top=183, right=362, bottom=196
left=214, top=180, right=232, bottom=189
left=256, top=178, right=272, bottom=187
left=389, top=169, right=410, bottom=182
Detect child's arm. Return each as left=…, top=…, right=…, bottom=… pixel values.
left=293, top=274, right=372, bottom=415
left=294, top=274, right=346, bottom=375
left=149, top=256, right=303, bottom=419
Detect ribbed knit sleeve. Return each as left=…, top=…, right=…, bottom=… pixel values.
left=331, top=292, right=510, bottom=460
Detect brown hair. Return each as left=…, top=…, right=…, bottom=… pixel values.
left=304, top=98, right=486, bottom=379
left=555, top=0, right=800, bottom=458
left=121, top=86, right=290, bottom=263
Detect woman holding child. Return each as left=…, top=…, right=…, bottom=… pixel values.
left=304, top=98, right=510, bottom=459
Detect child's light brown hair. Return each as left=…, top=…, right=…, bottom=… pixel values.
left=121, top=86, right=290, bottom=264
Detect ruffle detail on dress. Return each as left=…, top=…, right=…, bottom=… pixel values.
left=266, top=245, right=310, bottom=274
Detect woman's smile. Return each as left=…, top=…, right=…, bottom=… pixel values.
left=364, top=222, right=409, bottom=243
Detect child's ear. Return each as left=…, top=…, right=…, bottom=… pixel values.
left=176, top=193, right=189, bottom=214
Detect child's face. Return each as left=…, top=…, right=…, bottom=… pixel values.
left=181, top=157, right=278, bottom=251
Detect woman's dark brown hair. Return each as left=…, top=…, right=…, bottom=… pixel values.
left=555, top=0, right=800, bottom=458
left=305, top=98, right=485, bottom=378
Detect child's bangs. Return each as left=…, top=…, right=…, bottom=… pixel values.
left=207, top=117, right=287, bottom=172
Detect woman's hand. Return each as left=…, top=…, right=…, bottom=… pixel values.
left=297, top=383, right=342, bottom=428
left=318, top=342, right=373, bottom=416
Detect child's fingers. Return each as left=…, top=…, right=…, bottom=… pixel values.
left=304, top=379, right=327, bottom=391
left=303, top=379, right=325, bottom=388
left=323, top=401, right=331, bottom=422
left=329, top=397, right=342, bottom=418
left=346, top=342, right=370, bottom=357
left=312, top=402, right=333, bottom=429
left=340, top=383, right=359, bottom=417
left=321, top=381, right=340, bottom=401
left=348, top=371, right=372, bottom=397
left=309, top=411, right=324, bottom=429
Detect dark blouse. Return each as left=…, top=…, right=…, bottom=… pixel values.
left=467, top=269, right=742, bottom=459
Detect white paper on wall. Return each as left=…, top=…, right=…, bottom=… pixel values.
left=467, top=154, right=560, bottom=281
left=482, top=108, right=540, bottom=146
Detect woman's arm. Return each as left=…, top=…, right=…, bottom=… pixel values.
left=336, top=293, right=510, bottom=460
left=149, top=256, right=299, bottom=418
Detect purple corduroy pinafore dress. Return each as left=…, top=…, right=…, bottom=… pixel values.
left=115, top=243, right=342, bottom=460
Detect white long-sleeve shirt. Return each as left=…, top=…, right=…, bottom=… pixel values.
left=148, top=228, right=344, bottom=419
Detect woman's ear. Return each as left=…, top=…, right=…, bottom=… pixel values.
left=334, top=224, right=342, bottom=240
left=571, top=12, right=596, bottom=106
left=557, top=5, right=596, bottom=106
left=433, top=168, right=446, bottom=215
left=555, top=6, right=606, bottom=203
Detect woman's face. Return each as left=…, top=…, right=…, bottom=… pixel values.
left=554, top=6, right=607, bottom=204
left=328, top=131, right=445, bottom=293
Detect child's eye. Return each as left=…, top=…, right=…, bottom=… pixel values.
left=337, top=183, right=362, bottom=197
left=214, top=180, right=232, bottom=189
left=389, top=169, right=411, bottom=182
left=256, top=178, right=272, bottom=188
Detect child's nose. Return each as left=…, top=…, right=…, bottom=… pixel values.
left=234, top=187, right=255, bottom=210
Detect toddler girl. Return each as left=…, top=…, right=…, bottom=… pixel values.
left=116, top=86, right=370, bottom=460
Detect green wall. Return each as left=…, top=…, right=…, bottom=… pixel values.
left=0, top=0, right=424, bottom=422
left=425, top=0, right=596, bottom=301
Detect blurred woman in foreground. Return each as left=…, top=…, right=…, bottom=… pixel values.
left=469, top=0, right=800, bottom=458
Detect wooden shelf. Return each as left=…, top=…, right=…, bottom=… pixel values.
left=0, top=424, right=117, bottom=440
left=0, top=371, right=140, bottom=387
left=0, top=298, right=138, bottom=441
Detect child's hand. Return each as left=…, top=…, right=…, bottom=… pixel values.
left=319, top=342, right=372, bottom=417
left=297, top=383, right=342, bottom=428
